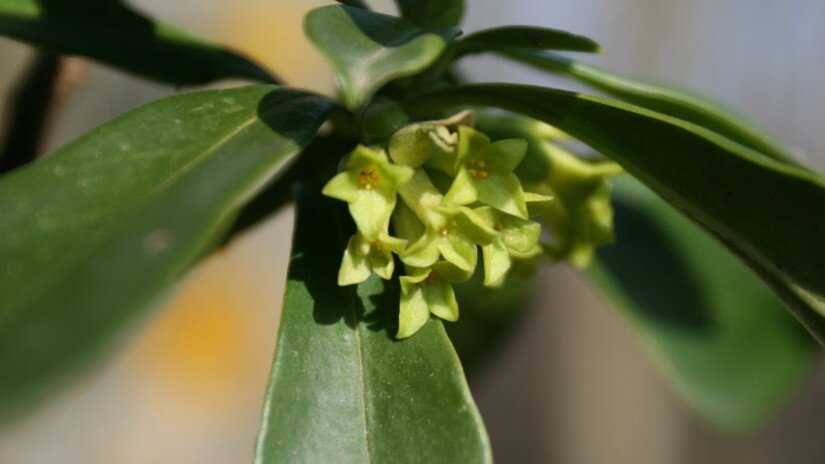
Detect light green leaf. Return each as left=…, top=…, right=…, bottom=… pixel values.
left=255, top=188, right=491, bottom=463
left=0, top=85, right=332, bottom=423
left=394, top=0, right=464, bottom=30
left=0, top=0, right=275, bottom=85
left=453, top=26, right=601, bottom=58
left=498, top=50, right=799, bottom=166
left=412, top=84, right=825, bottom=344
left=590, top=176, right=815, bottom=430
left=305, top=5, right=448, bottom=110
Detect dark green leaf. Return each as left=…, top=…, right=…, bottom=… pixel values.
left=336, top=0, right=370, bottom=9
left=0, top=0, right=275, bottom=85
left=454, top=26, right=602, bottom=58
left=0, top=86, right=332, bottom=423
left=590, top=176, right=815, bottom=430
left=498, top=50, right=799, bottom=166
left=305, top=5, right=448, bottom=110
left=255, top=187, right=492, bottom=464
left=410, top=84, right=825, bottom=344
left=394, top=0, right=464, bottom=30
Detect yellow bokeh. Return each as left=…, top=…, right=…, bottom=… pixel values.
left=214, top=0, right=334, bottom=94
left=124, top=0, right=330, bottom=414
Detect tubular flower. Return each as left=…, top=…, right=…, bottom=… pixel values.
left=397, top=262, right=470, bottom=339
left=475, top=207, right=543, bottom=287
left=326, top=113, right=616, bottom=339
left=442, top=126, right=530, bottom=219
left=394, top=168, right=496, bottom=272
left=401, top=205, right=497, bottom=272
left=530, top=142, right=622, bottom=267
left=338, top=232, right=407, bottom=286
left=322, top=145, right=414, bottom=240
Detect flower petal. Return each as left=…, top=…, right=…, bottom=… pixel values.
left=424, top=278, right=459, bottom=321
left=397, top=283, right=431, bottom=338
left=484, top=138, right=527, bottom=173
left=349, top=189, right=395, bottom=239
left=475, top=173, right=528, bottom=218
left=321, top=171, right=360, bottom=203
left=338, top=235, right=372, bottom=286
left=482, top=240, right=512, bottom=288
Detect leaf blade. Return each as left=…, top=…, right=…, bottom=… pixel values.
left=0, top=85, right=332, bottom=423
left=411, top=83, right=825, bottom=344
left=497, top=50, right=798, bottom=166
left=255, top=187, right=492, bottom=464
left=0, top=0, right=275, bottom=85
left=454, top=26, right=602, bottom=58
left=590, top=176, right=815, bottom=430
left=394, top=0, right=464, bottom=30
left=305, top=5, right=448, bottom=110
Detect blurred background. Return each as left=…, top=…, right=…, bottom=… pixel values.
left=1, top=0, right=824, bottom=462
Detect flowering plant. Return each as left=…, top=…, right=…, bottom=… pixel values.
left=0, top=0, right=823, bottom=461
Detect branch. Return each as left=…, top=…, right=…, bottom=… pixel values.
left=0, top=52, right=66, bottom=174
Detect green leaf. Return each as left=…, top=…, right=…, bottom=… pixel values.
left=394, top=0, right=464, bottom=30
left=497, top=50, right=799, bottom=166
left=336, top=0, right=370, bottom=9
left=453, top=26, right=602, bottom=58
left=255, top=187, right=491, bottom=464
left=0, top=85, right=332, bottom=423
left=305, top=5, right=448, bottom=110
left=411, top=84, right=825, bottom=344
left=0, top=0, right=275, bottom=85
left=590, top=176, right=815, bottom=430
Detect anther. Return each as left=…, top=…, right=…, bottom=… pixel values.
left=357, top=168, right=380, bottom=190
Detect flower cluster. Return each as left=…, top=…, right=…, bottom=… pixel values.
left=323, top=111, right=617, bottom=338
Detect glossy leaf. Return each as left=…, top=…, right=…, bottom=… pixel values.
left=590, top=176, right=815, bottom=430
left=0, top=0, right=274, bottom=85
left=255, top=187, right=491, bottom=464
left=411, top=84, right=825, bottom=344
left=0, top=86, right=332, bottom=422
left=453, top=26, right=602, bottom=58
left=498, top=49, right=798, bottom=166
left=394, top=0, right=464, bottom=30
left=305, top=5, right=448, bottom=110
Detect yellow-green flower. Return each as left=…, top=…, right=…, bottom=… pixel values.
left=396, top=261, right=471, bottom=339
left=441, top=126, right=530, bottom=219
left=322, top=145, right=414, bottom=239
left=393, top=169, right=496, bottom=273
left=400, top=205, right=496, bottom=272
left=531, top=142, right=622, bottom=267
left=338, top=232, right=407, bottom=286
left=387, top=110, right=474, bottom=168
left=475, top=207, right=543, bottom=287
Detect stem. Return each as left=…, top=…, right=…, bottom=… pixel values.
left=0, top=52, right=64, bottom=174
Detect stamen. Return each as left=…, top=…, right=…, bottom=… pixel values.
left=465, top=158, right=489, bottom=180
left=357, top=168, right=380, bottom=190
left=419, top=271, right=437, bottom=287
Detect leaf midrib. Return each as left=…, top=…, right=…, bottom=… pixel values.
left=333, top=213, right=374, bottom=463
